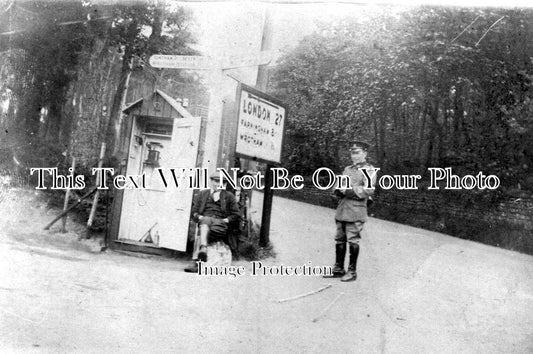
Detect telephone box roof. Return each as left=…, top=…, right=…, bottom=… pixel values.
left=122, top=89, right=193, bottom=119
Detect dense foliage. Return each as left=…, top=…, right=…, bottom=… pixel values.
left=0, top=0, right=198, bottom=171
left=270, top=6, right=533, bottom=191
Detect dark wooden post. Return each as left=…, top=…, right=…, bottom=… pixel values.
left=257, top=6, right=273, bottom=247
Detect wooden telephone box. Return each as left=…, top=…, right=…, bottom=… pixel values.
left=109, top=90, right=201, bottom=254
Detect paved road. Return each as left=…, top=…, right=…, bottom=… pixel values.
left=1, top=191, right=532, bottom=353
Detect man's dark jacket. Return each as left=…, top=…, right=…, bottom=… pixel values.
left=191, top=189, right=241, bottom=223
left=191, top=189, right=242, bottom=251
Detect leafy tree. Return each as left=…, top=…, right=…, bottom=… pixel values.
left=0, top=1, right=102, bottom=165
left=0, top=0, right=198, bottom=171
left=104, top=2, right=197, bottom=157
left=270, top=6, right=533, bottom=190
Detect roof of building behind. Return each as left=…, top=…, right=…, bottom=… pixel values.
left=122, top=90, right=194, bottom=120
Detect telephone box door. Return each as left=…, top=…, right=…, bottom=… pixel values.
left=118, top=115, right=201, bottom=252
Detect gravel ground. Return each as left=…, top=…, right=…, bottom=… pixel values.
left=0, top=189, right=532, bottom=353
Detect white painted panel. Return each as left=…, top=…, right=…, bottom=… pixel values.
left=157, top=116, right=201, bottom=251
left=118, top=115, right=201, bottom=252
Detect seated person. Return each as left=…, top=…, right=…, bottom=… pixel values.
left=184, top=172, right=241, bottom=272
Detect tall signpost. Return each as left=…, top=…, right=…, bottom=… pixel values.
left=256, top=6, right=275, bottom=247
left=234, top=84, right=287, bottom=246
left=150, top=6, right=280, bottom=247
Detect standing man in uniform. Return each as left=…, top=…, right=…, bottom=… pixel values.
left=325, top=141, right=377, bottom=282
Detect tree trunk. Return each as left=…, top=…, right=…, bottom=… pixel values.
left=372, top=111, right=380, bottom=166
left=438, top=95, right=448, bottom=164
left=147, top=6, right=164, bottom=56
left=22, top=88, right=41, bottom=140
left=45, top=100, right=62, bottom=143
left=415, top=102, right=428, bottom=163
left=425, top=99, right=440, bottom=167
left=453, top=83, right=464, bottom=152
left=378, top=102, right=387, bottom=167
left=105, top=49, right=132, bottom=158
left=392, top=105, right=399, bottom=166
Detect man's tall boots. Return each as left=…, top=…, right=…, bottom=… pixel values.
left=341, top=243, right=359, bottom=282
left=323, top=243, right=346, bottom=278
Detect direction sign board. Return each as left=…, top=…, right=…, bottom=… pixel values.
left=221, top=51, right=272, bottom=70
left=149, top=52, right=272, bottom=70
left=149, top=55, right=215, bottom=70
left=235, top=84, right=287, bottom=164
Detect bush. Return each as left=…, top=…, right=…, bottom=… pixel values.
left=236, top=216, right=276, bottom=261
